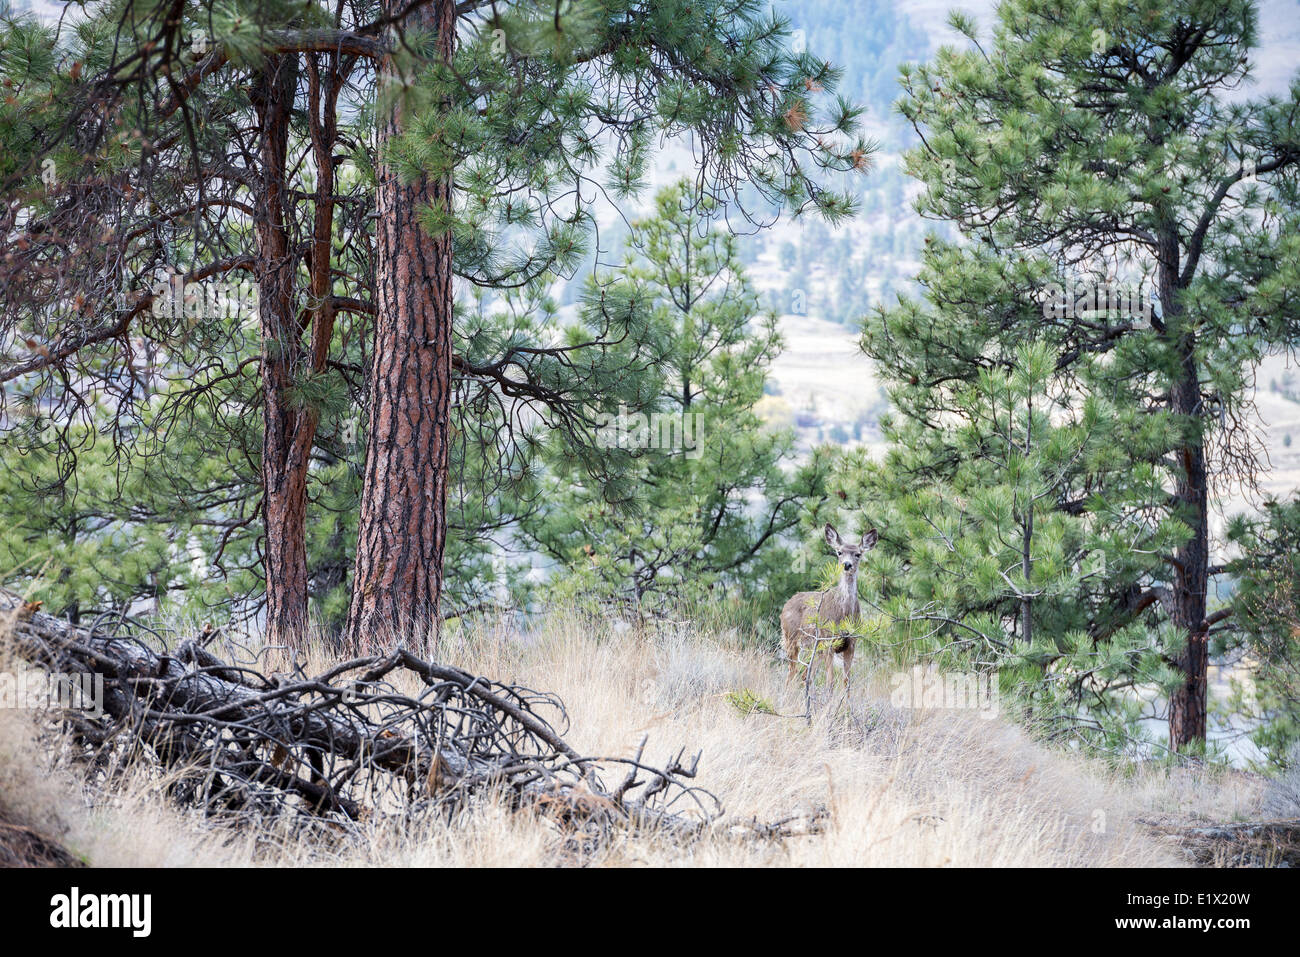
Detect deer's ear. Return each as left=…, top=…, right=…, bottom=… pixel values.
left=861, top=528, right=879, bottom=550
left=824, top=523, right=842, bottom=548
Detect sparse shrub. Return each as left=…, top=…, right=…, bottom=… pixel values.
left=647, top=630, right=748, bottom=711
left=725, top=688, right=777, bottom=716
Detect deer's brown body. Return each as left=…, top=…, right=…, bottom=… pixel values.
left=781, top=524, right=877, bottom=691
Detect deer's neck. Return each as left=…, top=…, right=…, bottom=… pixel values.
left=841, top=571, right=858, bottom=598
left=828, top=570, right=859, bottom=616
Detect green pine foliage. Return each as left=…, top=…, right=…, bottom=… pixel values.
left=1224, top=501, right=1300, bottom=767
left=840, top=0, right=1300, bottom=755
left=2, top=0, right=869, bottom=637
left=0, top=355, right=264, bottom=621
left=524, top=181, right=828, bottom=625
left=9, top=0, right=1300, bottom=767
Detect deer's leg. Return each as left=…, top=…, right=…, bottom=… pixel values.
left=841, top=643, right=854, bottom=694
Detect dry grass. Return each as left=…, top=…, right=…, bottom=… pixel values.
left=0, top=610, right=1265, bottom=867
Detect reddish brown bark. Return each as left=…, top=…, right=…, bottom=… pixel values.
left=1168, top=358, right=1211, bottom=750
left=254, top=52, right=344, bottom=649
left=1159, top=237, right=1210, bottom=751
left=345, top=0, right=457, bottom=654
left=253, top=53, right=313, bottom=648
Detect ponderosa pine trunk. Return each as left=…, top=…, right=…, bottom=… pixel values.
left=253, top=53, right=314, bottom=649
left=345, top=0, right=456, bottom=654
left=1160, top=244, right=1210, bottom=751
left=1167, top=349, right=1211, bottom=750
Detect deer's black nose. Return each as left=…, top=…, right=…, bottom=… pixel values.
left=843, top=562, right=853, bottom=570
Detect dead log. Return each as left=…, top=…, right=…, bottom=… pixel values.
left=0, top=591, right=719, bottom=845
left=1138, top=816, right=1300, bottom=867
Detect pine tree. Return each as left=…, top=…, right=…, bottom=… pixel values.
left=1, top=2, right=871, bottom=654
left=855, top=0, right=1300, bottom=751
left=836, top=340, right=1183, bottom=752
left=525, top=180, right=827, bottom=620
left=343, top=0, right=870, bottom=650
left=0, top=0, right=379, bottom=645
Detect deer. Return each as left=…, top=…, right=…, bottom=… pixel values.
left=781, top=523, right=878, bottom=692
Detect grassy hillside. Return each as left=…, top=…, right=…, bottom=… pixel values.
left=0, top=611, right=1267, bottom=867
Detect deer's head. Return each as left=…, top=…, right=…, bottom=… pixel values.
left=824, top=523, right=878, bottom=578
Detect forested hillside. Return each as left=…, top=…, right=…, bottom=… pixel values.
left=741, top=0, right=934, bottom=325
left=2, top=0, right=1300, bottom=876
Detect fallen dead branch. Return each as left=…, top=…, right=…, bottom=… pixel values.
left=1138, top=816, right=1300, bottom=867
left=726, top=808, right=829, bottom=840
left=1, top=591, right=721, bottom=849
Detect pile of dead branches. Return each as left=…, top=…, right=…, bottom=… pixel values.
left=0, top=591, right=720, bottom=848
left=1139, top=816, right=1300, bottom=867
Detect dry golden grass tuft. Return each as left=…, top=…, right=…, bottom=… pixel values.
left=0, top=609, right=1264, bottom=867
